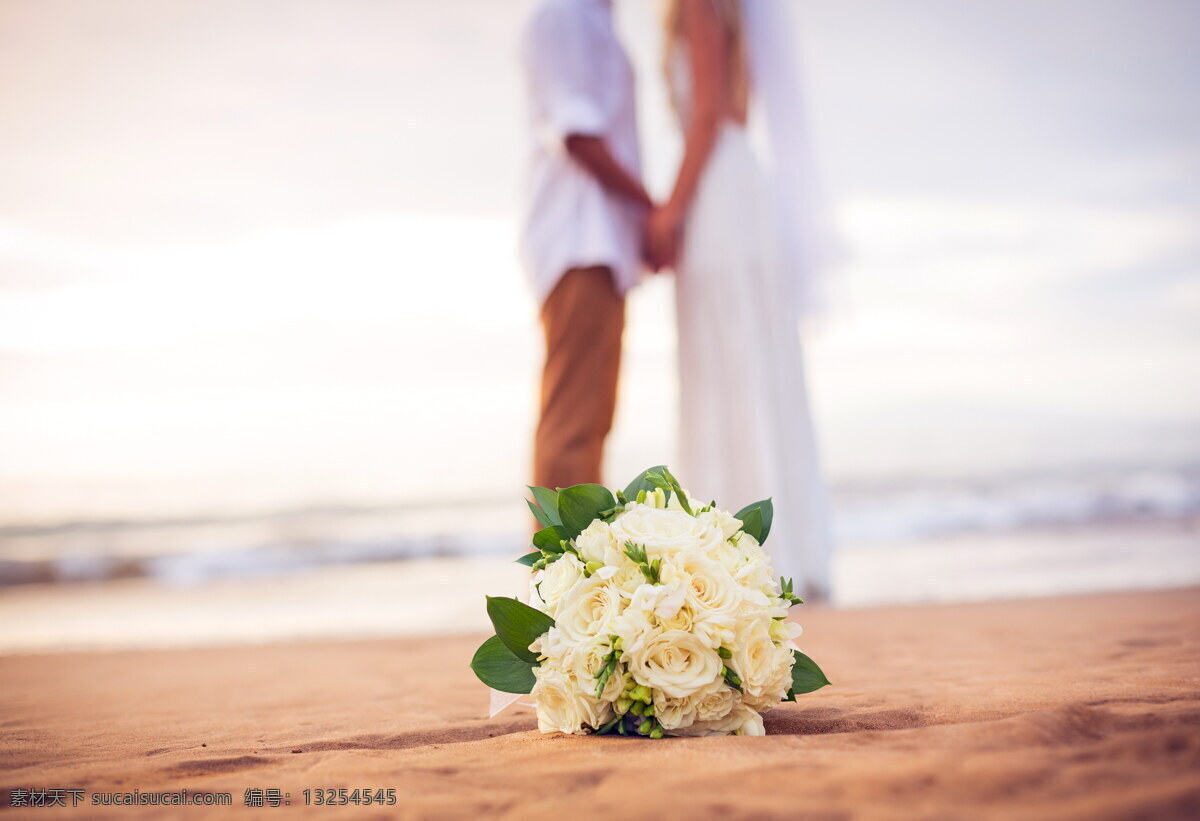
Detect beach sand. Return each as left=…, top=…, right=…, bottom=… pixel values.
left=2, top=587, right=1198, bottom=819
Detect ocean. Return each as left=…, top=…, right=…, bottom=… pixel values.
left=3, top=461, right=1196, bottom=591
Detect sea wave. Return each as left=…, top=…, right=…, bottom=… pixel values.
left=1, top=463, right=1197, bottom=588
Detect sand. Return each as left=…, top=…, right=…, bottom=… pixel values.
left=2, top=586, right=1198, bottom=819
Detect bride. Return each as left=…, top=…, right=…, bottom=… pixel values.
left=648, top=0, right=835, bottom=600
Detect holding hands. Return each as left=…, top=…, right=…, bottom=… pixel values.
left=643, top=203, right=684, bottom=273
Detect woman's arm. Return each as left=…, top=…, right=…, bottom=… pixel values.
left=648, top=0, right=729, bottom=266
left=667, top=0, right=729, bottom=217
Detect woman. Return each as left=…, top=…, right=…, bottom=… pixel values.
left=648, top=0, right=834, bottom=599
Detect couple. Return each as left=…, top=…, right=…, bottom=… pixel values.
left=520, top=0, right=833, bottom=599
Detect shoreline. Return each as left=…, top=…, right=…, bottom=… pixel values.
left=1, top=517, right=1197, bottom=655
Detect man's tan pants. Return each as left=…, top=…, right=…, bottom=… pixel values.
left=533, top=266, right=624, bottom=491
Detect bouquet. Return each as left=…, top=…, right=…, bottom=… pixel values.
left=471, top=466, right=829, bottom=738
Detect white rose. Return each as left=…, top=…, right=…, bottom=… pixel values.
left=736, top=559, right=775, bottom=595
left=575, top=519, right=616, bottom=565
left=610, top=561, right=649, bottom=598
left=658, top=600, right=698, bottom=634
left=742, top=642, right=796, bottom=712
left=716, top=704, right=767, bottom=736
left=670, top=703, right=765, bottom=737
left=554, top=575, right=623, bottom=643
left=652, top=678, right=736, bottom=731
left=623, top=628, right=723, bottom=698
left=529, top=624, right=571, bottom=664
left=730, top=620, right=791, bottom=701
left=674, top=550, right=744, bottom=619
left=724, top=532, right=776, bottom=593
left=531, top=667, right=612, bottom=734
left=700, top=508, right=743, bottom=540
left=610, top=507, right=723, bottom=558
left=708, top=540, right=743, bottom=577
left=650, top=692, right=696, bottom=731
left=565, top=633, right=624, bottom=703
left=692, top=680, right=738, bottom=722
left=730, top=705, right=767, bottom=735
left=536, top=554, right=585, bottom=615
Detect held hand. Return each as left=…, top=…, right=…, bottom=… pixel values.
left=644, top=204, right=684, bottom=272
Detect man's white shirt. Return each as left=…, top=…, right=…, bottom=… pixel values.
left=519, top=0, right=643, bottom=304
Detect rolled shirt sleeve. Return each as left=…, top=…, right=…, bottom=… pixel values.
left=518, top=0, right=643, bottom=303
left=525, top=4, right=610, bottom=140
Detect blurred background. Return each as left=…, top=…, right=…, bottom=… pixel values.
left=1, top=0, right=1197, bottom=651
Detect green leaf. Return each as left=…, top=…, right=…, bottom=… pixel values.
left=556, top=484, right=616, bottom=539
left=623, top=465, right=668, bottom=501
left=515, top=552, right=540, bottom=566
left=470, top=635, right=536, bottom=694
left=790, top=649, right=830, bottom=694
left=527, top=498, right=555, bottom=529
left=532, top=525, right=570, bottom=552
left=645, top=467, right=692, bottom=515
left=738, top=507, right=762, bottom=541
left=486, top=596, right=556, bottom=664
left=735, top=498, right=774, bottom=544
left=528, top=486, right=562, bottom=526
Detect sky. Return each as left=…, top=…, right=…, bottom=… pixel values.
left=0, top=0, right=1198, bottom=524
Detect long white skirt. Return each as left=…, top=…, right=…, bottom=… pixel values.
left=674, top=124, right=832, bottom=596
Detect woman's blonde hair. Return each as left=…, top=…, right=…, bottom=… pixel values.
left=663, top=0, right=749, bottom=115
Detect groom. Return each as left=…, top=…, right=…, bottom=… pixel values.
left=519, top=0, right=655, bottom=492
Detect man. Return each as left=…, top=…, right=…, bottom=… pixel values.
left=519, top=0, right=653, bottom=491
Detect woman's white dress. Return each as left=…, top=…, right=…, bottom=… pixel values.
left=670, top=55, right=832, bottom=597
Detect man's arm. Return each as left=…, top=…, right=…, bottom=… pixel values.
left=565, top=135, right=654, bottom=210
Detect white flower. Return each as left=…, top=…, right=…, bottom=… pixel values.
left=729, top=705, right=767, bottom=735
left=566, top=633, right=624, bottom=702
left=536, top=554, right=585, bottom=615
left=669, top=704, right=765, bottom=737
left=628, top=580, right=687, bottom=621
left=530, top=625, right=571, bottom=664
left=610, top=507, right=723, bottom=558
left=658, top=600, right=699, bottom=634
left=554, top=574, right=623, bottom=643
left=613, top=580, right=692, bottom=652
left=515, top=485, right=817, bottom=739
left=692, top=680, right=738, bottom=722
left=637, top=488, right=668, bottom=509
left=531, top=667, right=612, bottom=735
left=651, top=679, right=736, bottom=731
left=665, top=488, right=696, bottom=513
left=674, top=550, right=744, bottom=619
left=700, top=508, right=743, bottom=540
left=769, top=618, right=803, bottom=644
left=623, top=628, right=723, bottom=698
left=650, top=692, right=695, bottom=731
left=734, top=531, right=761, bottom=550
left=575, top=519, right=616, bottom=565
left=610, top=562, right=649, bottom=598
left=708, top=540, right=743, bottom=575
left=732, top=624, right=795, bottom=712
